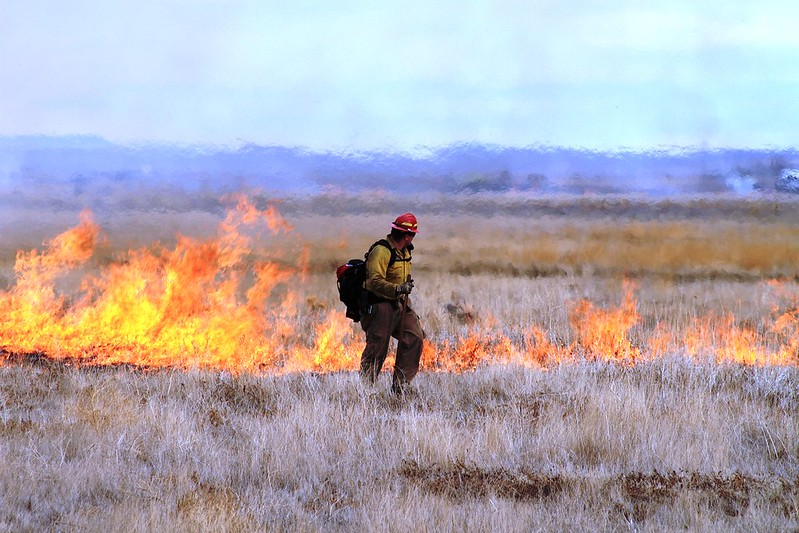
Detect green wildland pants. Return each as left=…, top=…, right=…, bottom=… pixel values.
left=359, top=299, right=425, bottom=390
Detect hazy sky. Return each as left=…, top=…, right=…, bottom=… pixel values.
left=2, top=0, right=798, bottom=151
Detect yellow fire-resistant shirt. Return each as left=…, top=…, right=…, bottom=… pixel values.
left=364, top=238, right=412, bottom=301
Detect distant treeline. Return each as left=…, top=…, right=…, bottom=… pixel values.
left=1, top=135, right=798, bottom=197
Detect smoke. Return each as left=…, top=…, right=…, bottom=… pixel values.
left=725, top=174, right=757, bottom=195
left=1, top=136, right=798, bottom=211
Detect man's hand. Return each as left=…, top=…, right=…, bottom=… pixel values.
left=396, top=280, right=414, bottom=295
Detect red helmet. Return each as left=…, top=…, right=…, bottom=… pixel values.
left=391, top=212, right=419, bottom=233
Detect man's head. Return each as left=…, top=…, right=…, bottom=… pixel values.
left=389, top=212, right=418, bottom=249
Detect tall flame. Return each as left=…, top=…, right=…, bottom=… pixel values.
left=0, top=197, right=325, bottom=371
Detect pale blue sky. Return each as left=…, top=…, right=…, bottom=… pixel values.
left=2, top=0, right=798, bottom=151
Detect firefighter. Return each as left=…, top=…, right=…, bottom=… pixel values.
left=360, top=212, right=425, bottom=394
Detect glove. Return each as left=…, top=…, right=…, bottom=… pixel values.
left=396, top=280, right=414, bottom=295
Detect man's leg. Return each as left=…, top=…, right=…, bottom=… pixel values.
left=392, top=307, right=425, bottom=393
left=360, top=302, right=396, bottom=383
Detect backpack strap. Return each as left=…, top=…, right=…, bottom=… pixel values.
left=366, top=238, right=409, bottom=266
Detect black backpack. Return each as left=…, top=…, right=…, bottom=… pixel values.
left=336, top=239, right=397, bottom=322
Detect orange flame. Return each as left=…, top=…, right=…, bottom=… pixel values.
left=421, top=278, right=797, bottom=371
left=568, top=280, right=641, bottom=362
left=0, top=199, right=299, bottom=371
left=1, top=199, right=797, bottom=373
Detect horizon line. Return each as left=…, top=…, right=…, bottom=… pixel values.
left=0, top=133, right=797, bottom=157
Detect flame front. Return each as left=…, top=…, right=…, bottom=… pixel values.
left=0, top=197, right=362, bottom=372
left=423, top=280, right=799, bottom=370
left=1, top=199, right=798, bottom=372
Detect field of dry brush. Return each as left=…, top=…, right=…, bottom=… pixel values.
left=1, top=193, right=798, bottom=531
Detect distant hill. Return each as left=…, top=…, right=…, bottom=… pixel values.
left=1, top=135, right=797, bottom=199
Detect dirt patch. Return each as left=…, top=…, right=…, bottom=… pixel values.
left=398, top=460, right=567, bottom=501
left=401, top=462, right=799, bottom=521
left=619, top=471, right=798, bottom=521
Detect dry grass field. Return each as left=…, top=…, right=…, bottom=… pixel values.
left=1, top=192, right=799, bottom=531
left=1, top=362, right=797, bottom=531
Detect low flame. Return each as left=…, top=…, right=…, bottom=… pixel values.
left=0, top=198, right=797, bottom=372
left=422, top=281, right=799, bottom=370
left=568, top=279, right=641, bottom=362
